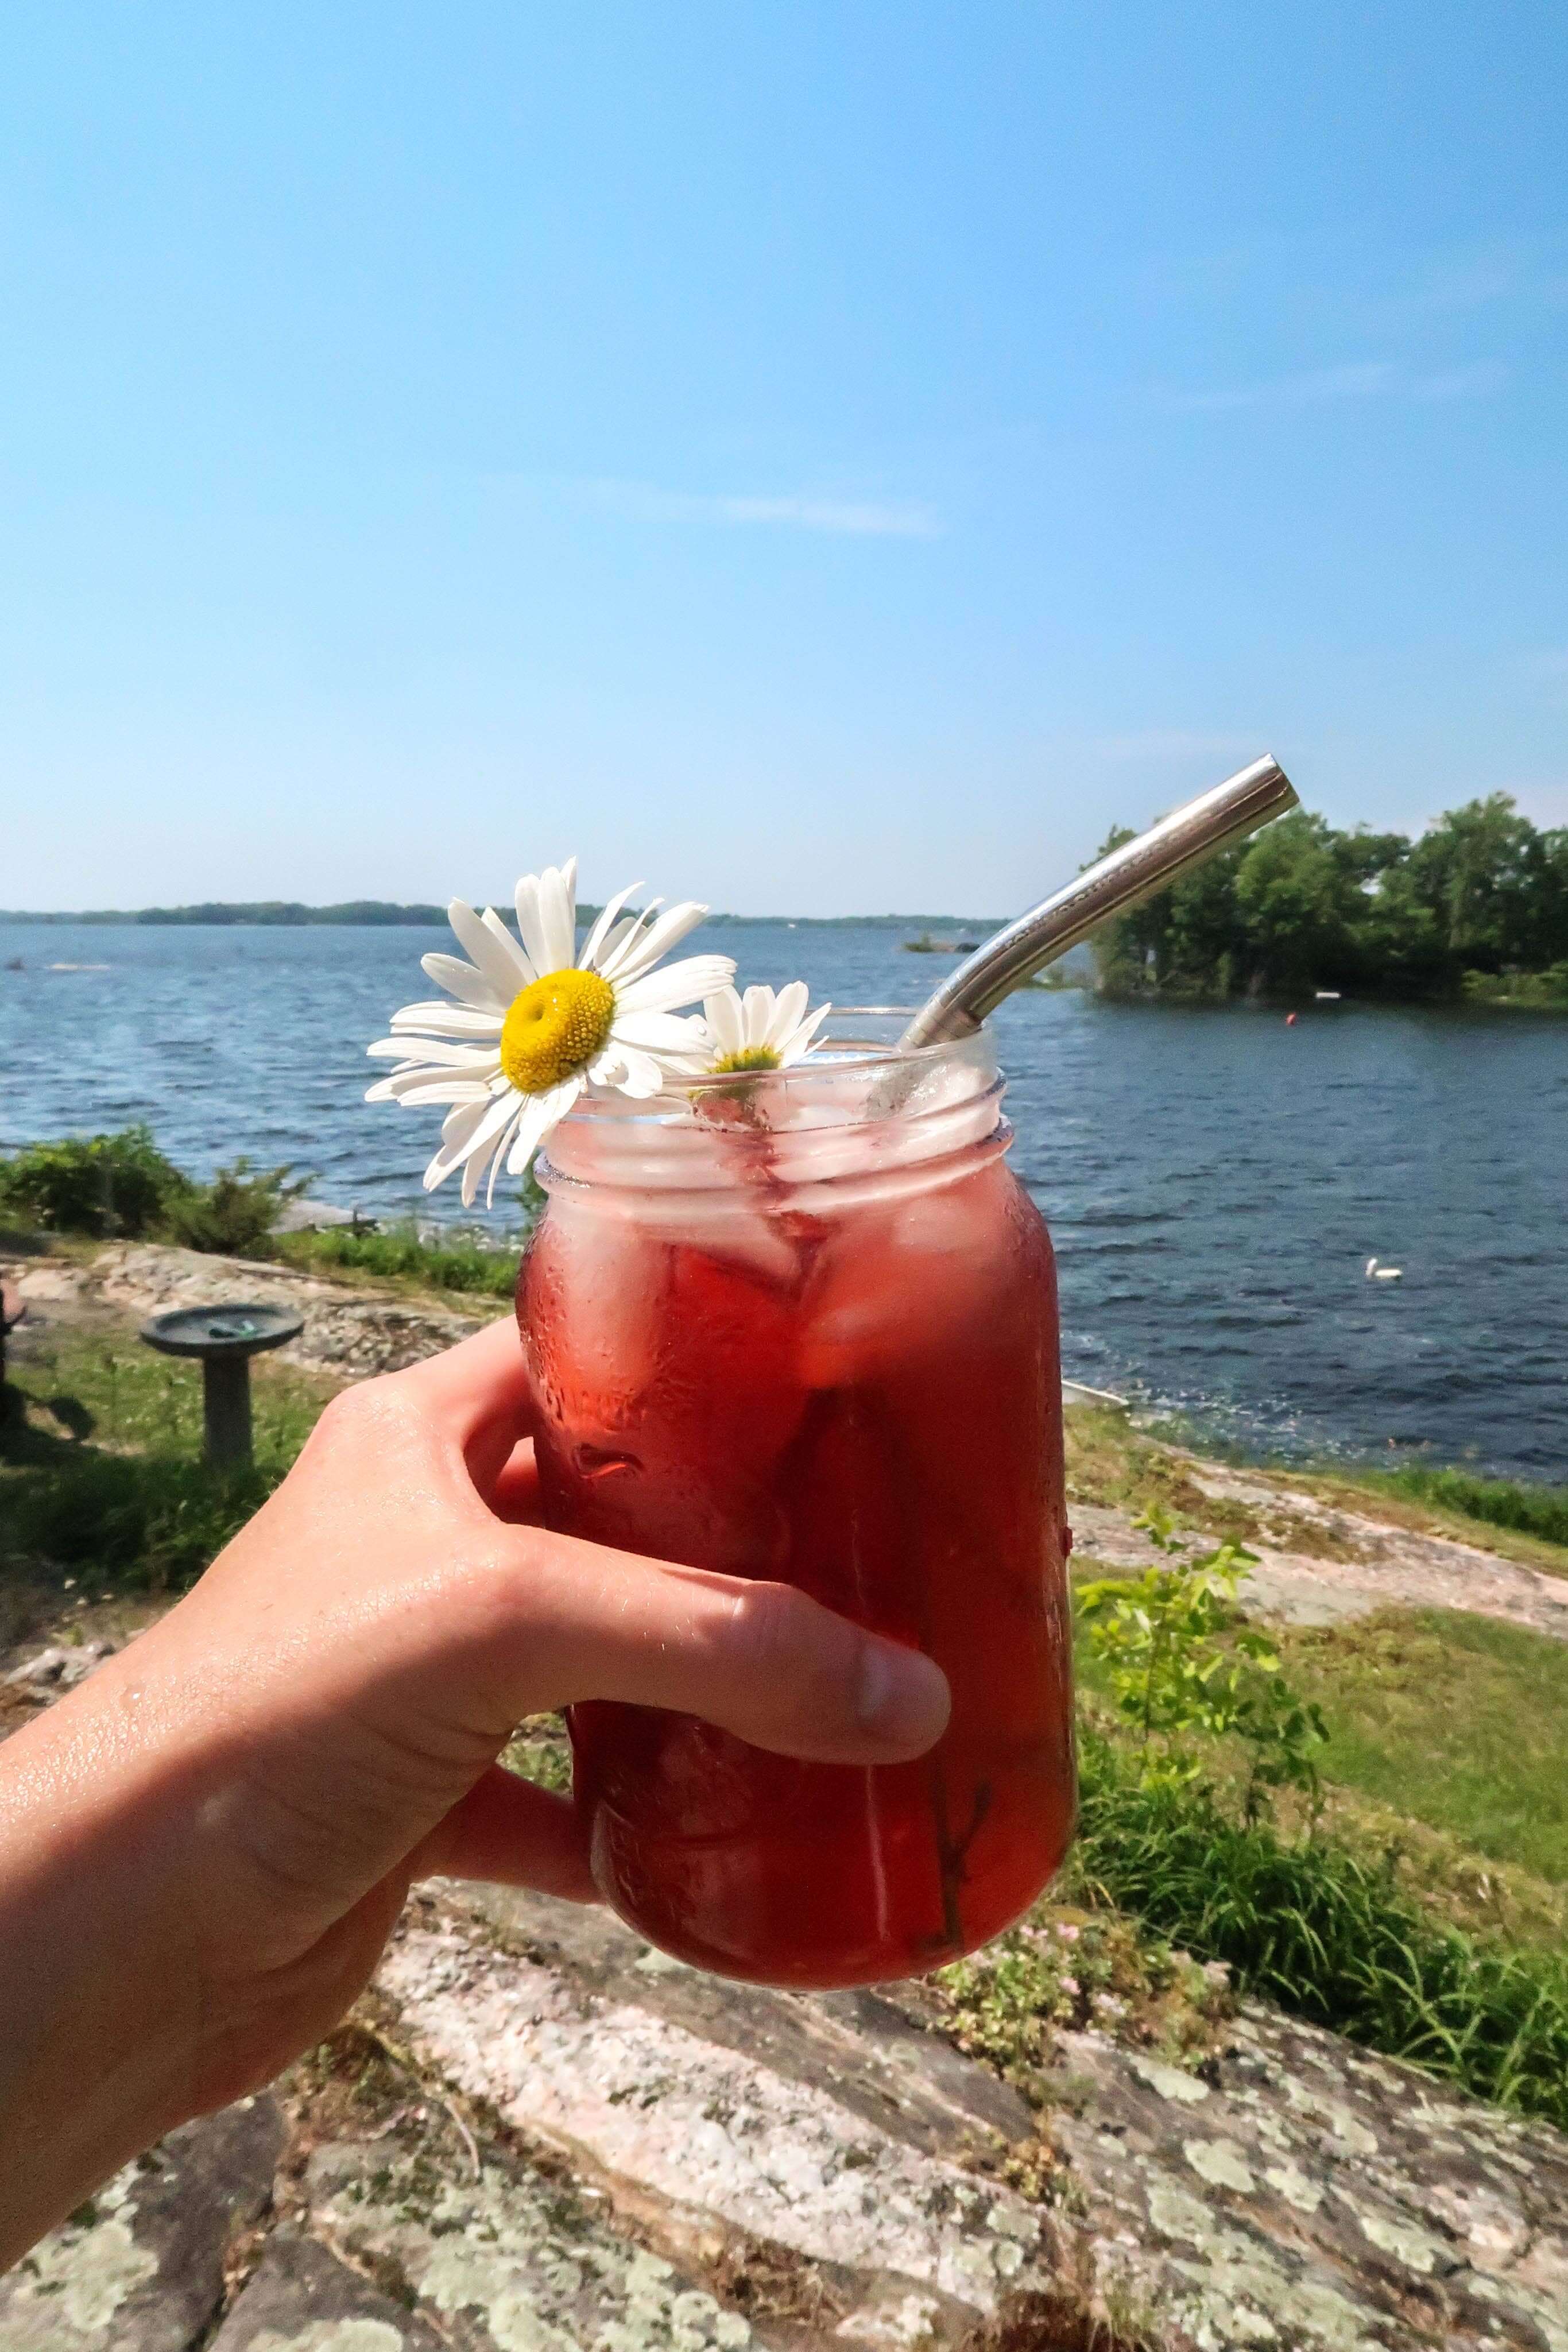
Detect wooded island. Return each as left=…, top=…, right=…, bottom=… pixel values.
left=1091, top=793, right=1568, bottom=1005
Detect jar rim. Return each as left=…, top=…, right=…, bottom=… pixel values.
left=541, top=1008, right=1002, bottom=1194
left=567, top=1006, right=985, bottom=1120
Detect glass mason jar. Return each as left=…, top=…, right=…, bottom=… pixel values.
left=516, top=1010, right=1074, bottom=1988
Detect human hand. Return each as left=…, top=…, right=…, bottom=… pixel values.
left=0, top=1318, right=948, bottom=2261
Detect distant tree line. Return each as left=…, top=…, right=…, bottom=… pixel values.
left=2, top=900, right=450, bottom=926
left=3, top=901, right=998, bottom=930
left=1090, top=794, right=1568, bottom=1004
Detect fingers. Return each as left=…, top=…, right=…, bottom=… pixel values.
left=400, top=1316, right=535, bottom=1490
left=487, top=1438, right=544, bottom=1526
left=476, top=1535, right=952, bottom=1765
left=412, top=1763, right=596, bottom=1903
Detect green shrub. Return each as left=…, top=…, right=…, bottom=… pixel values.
left=162, top=1158, right=308, bottom=1257
left=1462, top=962, right=1568, bottom=1008
left=1078, top=1507, right=1327, bottom=1819
left=1073, top=1735, right=1568, bottom=2130
left=0, top=1125, right=190, bottom=1238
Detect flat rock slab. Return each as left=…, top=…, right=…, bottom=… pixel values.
left=366, top=1886, right=1568, bottom=2352
left=85, top=1243, right=487, bottom=1380
left=210, top=2234, right=447, bottom=2351
left=1193, top=1461, right=1568, bottom=1644
left=1068, top=1480, right=1568, bottom=1643
left=0, top=2096, right=282, bottom=2352
left=305, top=2140, right=767, bottom=2351
left=6, top=1889, right=1567, bottom=2351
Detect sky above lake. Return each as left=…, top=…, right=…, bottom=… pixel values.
left=3, top=3, right=1565, bottom=916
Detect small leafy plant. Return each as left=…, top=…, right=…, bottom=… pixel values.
left=161, top=1157, right=309, bottom=1257
left=0, top=1125, right=190, bottom=1239
left=1078, top=1506, right=1327, bottom=1820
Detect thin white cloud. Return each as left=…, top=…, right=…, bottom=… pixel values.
left=1408, top=359, right=1509, bottom=401
left=1159, top=358, right=1505, bottom=413
left=566, top=477, right=941, bottom=539
left=1388, top=239, right=1568, bottom=319
left=1164, top=362, right=1396, bottom=413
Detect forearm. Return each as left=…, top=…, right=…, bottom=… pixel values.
left=0, top=1691, right=203, bottom=2264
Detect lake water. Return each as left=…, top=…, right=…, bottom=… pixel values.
left=4, top=918, right=1566, bottom=1482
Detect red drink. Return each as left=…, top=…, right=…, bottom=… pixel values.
left=517, top=1020, right=1074, bottom=1987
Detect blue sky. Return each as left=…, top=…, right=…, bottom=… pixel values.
left=3, top=3, right=1565, bottom=915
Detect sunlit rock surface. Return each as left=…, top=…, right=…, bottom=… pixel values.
left=0, top=2098, right=281, bottom=2351
left=80, top=1242, right=486, bottom=1379
left=5, top=1883, right=1565, bottom=2352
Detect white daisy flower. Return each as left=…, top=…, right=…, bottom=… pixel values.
left=695, top=981, right=831, bottom=1075
left=366, top=858, right=735, bottom=1205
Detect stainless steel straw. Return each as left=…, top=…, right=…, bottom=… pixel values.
left=899, top=753, right=1298, bottom=1049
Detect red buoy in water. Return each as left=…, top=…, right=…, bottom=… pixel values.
left=1286, top=1012, right=1298, bottom=1026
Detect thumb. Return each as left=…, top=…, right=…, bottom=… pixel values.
left=461, top=1528, right=952, bottom=1765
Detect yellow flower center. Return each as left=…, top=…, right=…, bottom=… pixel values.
left=500, top=968, right=616, bottom=1095
left=711, top=1045, right=782, bottom=1074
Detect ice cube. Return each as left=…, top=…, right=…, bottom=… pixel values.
left=796, top=1167, right=1016, bottom=1390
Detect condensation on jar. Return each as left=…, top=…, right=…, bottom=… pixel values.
left=516, top=1010, right=1075, bottom=1989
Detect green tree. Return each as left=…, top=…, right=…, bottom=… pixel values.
left=1232, top=813, right=1360, bottom=993
left=1407, top=795, right=1546, bottom=974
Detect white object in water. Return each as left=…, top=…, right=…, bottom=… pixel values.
left=1315, top=989, right=1341, bottom=1001
left=1365, top=1257, right=1403, bottom=1281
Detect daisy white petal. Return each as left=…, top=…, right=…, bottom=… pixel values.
left=764, top=980, right=810, bottom=1048
left=778, top=1001, right=833, bottom=1063
left=578, top=880, right=643, bottom=973
left=614, top=953, right=738, bottom=1018
left=703, top=988, right=745, bottom=1058
left=604, top=899, right=708, bottom=985
left=390, top=1003, right=506, bottom=1039
left=370, top=1059, right=500, bottom=1096
left=425, top=1089, right=518, bottom=1193
left=448, top=899, right=530, bottom=1005
left=463, top=1117, right=509, bottom=1209
left=611, top=1009, right=710, bottom=1053
left=616, top=1047, right=667, bottom=1098
left=371, top=1074, right=497, bottom=1108
left=420, top=950, right=512, bottom=1011
left=480, top=906, right=535, bottom=988
left=597, top=913, right=643, bottom=966
left=536, top=857, right=579, bottom=975
left=506, top=1081, right=580, bottom=1173
left=515, top=861, right=578, bottom=980
left=367, top=1034, right=496, bottom=1066
left=419, top=1097, right=493, bottom=1184
left=595, top=898, right=660, bottom=982
left=483, top=1103, right=529, bottom=1209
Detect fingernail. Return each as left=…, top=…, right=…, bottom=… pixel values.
left=857, top=1642, right=951, bottom=1751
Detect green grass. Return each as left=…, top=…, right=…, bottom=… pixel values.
left=1073, top=1734, right=1568, bottom=2131
left=273, top=1221, right=523, bottom=1299
left=1063, top=1403, right=1260, bottom=1539
left=1, top=1327, right=328, bottom=1593
left=1282, top=1610, right=1568, bottom=1888
left=1074, top=1585, right=1568, bottom=1939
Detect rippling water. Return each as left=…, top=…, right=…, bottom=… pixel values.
left=5, top=919, right=1566, bottom=1481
